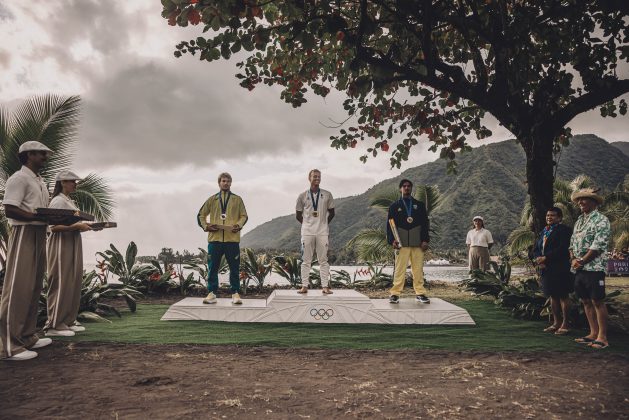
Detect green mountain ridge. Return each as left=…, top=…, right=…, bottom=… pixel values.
left=242, top=135, right=629, bottom=253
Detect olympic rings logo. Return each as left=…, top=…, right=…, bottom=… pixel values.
left=310, top=308, right=334, bottom=320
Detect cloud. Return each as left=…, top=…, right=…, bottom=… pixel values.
left=75, top=59, right=349, bottom=170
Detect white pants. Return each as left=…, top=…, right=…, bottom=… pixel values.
left=301, top=235, right=330, bottom=287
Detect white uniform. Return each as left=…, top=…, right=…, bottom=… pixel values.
left=0, top=166, right=49, bottom=358
left=45, top=194, right=84, bottom=332
left=296, top=188, right=334, bottom=287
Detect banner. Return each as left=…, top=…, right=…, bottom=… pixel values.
left=607, top=259, right=629, bottom=275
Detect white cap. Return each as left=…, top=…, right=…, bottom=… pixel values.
left=55, top=170, right=82, bottom=182
left=18, top=141, right=53, bottom=153
left=473, top=216, right=484, bottom=222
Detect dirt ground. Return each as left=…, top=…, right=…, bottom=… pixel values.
left=1, top=343, right=627, bottom=419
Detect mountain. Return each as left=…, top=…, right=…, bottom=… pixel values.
left=242, top=135, right=629, bottom=253
left=611, top=141, right=629, bottom=157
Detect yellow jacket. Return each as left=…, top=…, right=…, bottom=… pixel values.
left=197, top=191, right=248, bottom=243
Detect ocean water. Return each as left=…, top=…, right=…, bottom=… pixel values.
left=84, top=262, right=527, bottom=286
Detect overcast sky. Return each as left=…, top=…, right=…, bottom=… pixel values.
left=1, top=0, right=627, bottom=262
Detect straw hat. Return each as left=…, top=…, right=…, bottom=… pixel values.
left=571, top=188, right=604, bottom=205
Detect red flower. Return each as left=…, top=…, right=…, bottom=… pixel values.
left=188, top=9, right=201, bottom=25
left=381, top=141, right=390, bottom=152
left=150, top=273, right=161, bottom=281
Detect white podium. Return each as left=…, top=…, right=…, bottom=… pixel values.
left=161, top=290, right=475, bottom=325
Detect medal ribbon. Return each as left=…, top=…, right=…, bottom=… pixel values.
left=218, top=191, right=231, bottom=216
left=542, top=224, right=555, bottom=252
left=309, top=189, right=320, bottom=212
left=402, top=198, right=413, bottom=219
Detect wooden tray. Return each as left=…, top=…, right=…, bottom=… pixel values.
left=35, top=208, right=95, bottom=225
left=88, top=222, right=117, bottom=229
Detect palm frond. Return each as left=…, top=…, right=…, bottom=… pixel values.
left=72, top=173, right=116, bottom=221
left=414, top=184, right=442, bottom=215
left=369, top=187, right=400, bottom=211
left=570, top=174, right=593, bottom=191
left=347, top=227, right=393, bottom=263
left=3, top=94, right=80, bottom=181
left=507, top=226, right=536, bottom=255
left=603, top=191, right=629, bottom=209
left=519, top=201, right=533, bottom=227
left=553, top=178, right=573, bottom=205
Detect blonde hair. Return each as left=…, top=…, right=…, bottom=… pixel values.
left=217, top=172, right=232, bottom=183
left=308, top=169, right=321, bottom=180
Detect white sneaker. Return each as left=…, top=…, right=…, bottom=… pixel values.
left=31, top=338, right=52, bottom=349
left=5, top=350, right=38, bottom=361
left=232, top=293, right=242, bottom=305
left=45, top=329, right=75, bottom=337
left=202, top=292, right=217, bottom=304
left=69, top=325, right=86, bottom=332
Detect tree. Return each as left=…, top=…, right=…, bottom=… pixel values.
left=164, top=1, right=628, bottom=233
left=348, top=184, right=441, bottom=262
left=0, top=94, right=115, bottom=268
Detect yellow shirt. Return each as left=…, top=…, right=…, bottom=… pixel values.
left=197, top=191, right=248, bottom=243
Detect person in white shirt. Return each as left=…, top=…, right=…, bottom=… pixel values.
left=0, top=141, right=52, bottom=361
left=466, top=216, right=494, bottom=270
left=45, top=170, right=102, bottom=337
left=295, top=169, right=335, bottom=294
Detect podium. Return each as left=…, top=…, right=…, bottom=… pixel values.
left=161, top=290, right=475, bottom=325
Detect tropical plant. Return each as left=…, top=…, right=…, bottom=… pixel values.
left=37, top=270, right=142, bottom=325
left=164, top=1, right=629, bottom=232
left=144, top=260, right=177, bottom=294
left=95, top=242, right=155, bottom=288
left=460, top=258, right=512, bottom=298
left=272, top=255, right=302, bottom=288
left=0, top=94, right=115, bottom=268
left=77, top=270, right=142, bottom=322
left=240, top=248, right=273, bottom=292
left=348, top=184, right=442, bottom=263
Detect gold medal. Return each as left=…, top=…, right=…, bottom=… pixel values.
left=313, top=211, right=319, bottom=217
left=407, top=217, right=413, bottom=223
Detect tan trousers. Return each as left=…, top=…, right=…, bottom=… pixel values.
left=0, top=225, right=47, bottom=358
left=45, top=231, right=83, bottom=331
left=390, top=247, right=427, bottom=296
left=301, top=235, right=330, bottom=287
left=469, top=246, right=490, bottom=270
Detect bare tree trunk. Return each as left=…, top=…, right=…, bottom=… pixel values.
left=523, top=134, right=555, bottom=233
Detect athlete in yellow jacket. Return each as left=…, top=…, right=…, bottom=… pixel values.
left=197, top=172, right=248, bottom=304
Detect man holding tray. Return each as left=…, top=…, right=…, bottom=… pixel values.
left=386, top=179, right=431, bottom=304
left=1, top=141, right=53, bottom=361
left=197, top=172, right=248, bottom=305
left=295, top=169, right=335, bottom=294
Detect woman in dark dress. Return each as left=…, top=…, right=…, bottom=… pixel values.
left=533, top=207, right=574, bottom=335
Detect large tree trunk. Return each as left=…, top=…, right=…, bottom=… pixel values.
left=523, top=134, right=555, bottom=234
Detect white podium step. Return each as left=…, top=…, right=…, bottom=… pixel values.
left=161, top=289, right=475, bottom=325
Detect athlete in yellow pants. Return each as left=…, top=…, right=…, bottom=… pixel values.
left=391, top=247, right=427, bottom=296
left=386, top=179, right=431, bottom=304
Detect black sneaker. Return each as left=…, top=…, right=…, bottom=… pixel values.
left=389, top=295, right=399, bottom=304
left=416, top=294, right=430, bottom=304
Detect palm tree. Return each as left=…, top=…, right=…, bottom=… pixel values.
left=0, top=94, right=115, bottom=268
left=507, top=174, right=629, bottom=255
left=347, top=184, right=442, bottom=263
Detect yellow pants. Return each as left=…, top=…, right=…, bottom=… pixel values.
left=390, top=247, right=427, bottom=296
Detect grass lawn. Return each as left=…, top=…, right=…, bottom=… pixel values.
left=63, top=300, right=629, bottom=352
